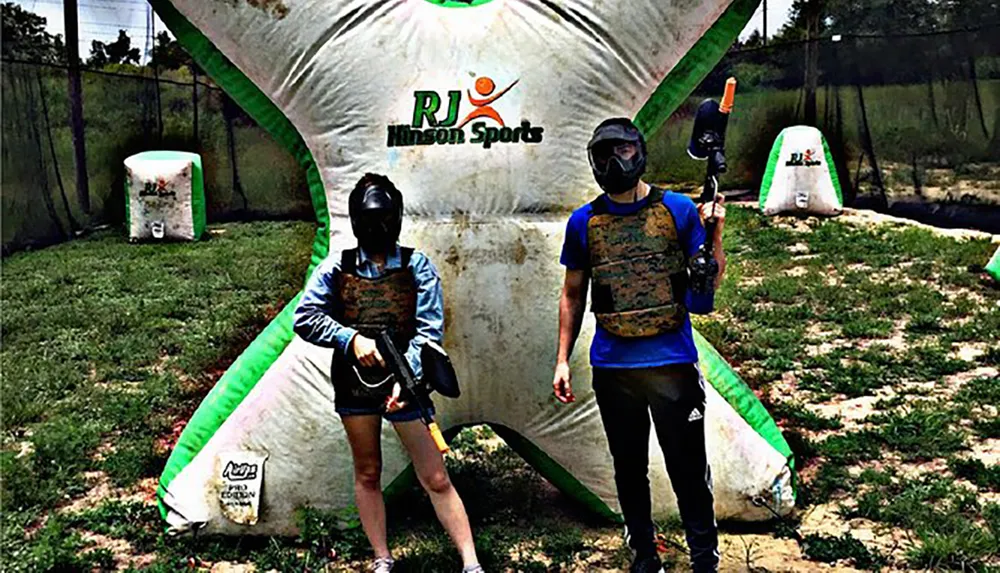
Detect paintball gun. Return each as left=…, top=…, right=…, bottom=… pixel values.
left=687, top=77, right=737, bottom=296
left=375, top=331, right=458, bottom=453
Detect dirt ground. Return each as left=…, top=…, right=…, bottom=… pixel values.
left=15, top=211, right=998, bottom=572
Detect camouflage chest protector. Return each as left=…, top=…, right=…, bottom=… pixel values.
left=332, top=247, right=418, bottom=400
left=587, top=187, right=689, bottom=337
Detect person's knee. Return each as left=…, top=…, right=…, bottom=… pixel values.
left=613, top=460, right=650, bottom=483
left=354, top=461, right=382, bottom=491
left=420, top=469, right=452, bottom=495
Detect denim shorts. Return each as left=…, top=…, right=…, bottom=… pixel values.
left=336, top=399, right=435, bottom=423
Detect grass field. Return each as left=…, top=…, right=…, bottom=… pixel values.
left=1, top=209, right=998, bottom=571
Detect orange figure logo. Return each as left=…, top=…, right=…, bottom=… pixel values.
left=458, top=76, right=519, bottom=128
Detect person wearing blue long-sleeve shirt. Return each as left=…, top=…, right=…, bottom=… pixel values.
left=294, top=243, right=444, bottom=386
left=551, top=119, right=727, bottom=573
left=294, top=174, right=481, bottom=573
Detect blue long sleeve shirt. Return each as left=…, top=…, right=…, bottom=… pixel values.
left=293, top=244, right=444, bottom=379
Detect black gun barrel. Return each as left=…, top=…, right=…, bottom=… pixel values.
left=376, top=331, right=449, bottom=453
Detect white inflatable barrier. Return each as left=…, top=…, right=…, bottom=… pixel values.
left=125, top=150, right=205, bottom=241
left=759, top=125, right=844, bottom=216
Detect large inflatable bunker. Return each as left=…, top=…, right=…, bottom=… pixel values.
left=150, top=0, right=795, bottom=535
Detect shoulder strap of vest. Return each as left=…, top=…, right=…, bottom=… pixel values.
left=589, top=195, right=609, bottom=216
left=341, top=248, right=357, bottom=275
left=648, top=185, right=665, bottom=204
left=589, top=187, right=665, bottom=216
left=400, top=247, right=414, bottom=269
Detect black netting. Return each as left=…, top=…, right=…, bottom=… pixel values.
left=648, top=26, right=1000, bottom=232
left=1, top=61, right=312, bottom=254
left=5, top=24, right=999, bottom=253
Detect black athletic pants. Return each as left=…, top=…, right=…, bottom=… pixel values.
left=592, top=363, right=719, bottom=572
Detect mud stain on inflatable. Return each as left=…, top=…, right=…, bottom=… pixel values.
left=444, top=245, right=461, bottom=268
left=442, top=306, right=454, bottom=335
left=225, top=0, right=290, bottom=19
left=221, top=497, right=259, bottom=525
left=512, top=236, right=528, bottom=265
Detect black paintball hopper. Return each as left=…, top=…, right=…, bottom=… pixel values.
left=421, top=340, right=461, bottom=398
left=687, top=98, right=728, bottom=175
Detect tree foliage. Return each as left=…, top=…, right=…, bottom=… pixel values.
left=87, top=30, right=141, bottom=67
left=2, top=4, right=197, bottom=71
left=714, top=0, right=1000, bottom=94
left=1, top=2, right=65, bottom=63
left=151, top=31, right=197, bottom=71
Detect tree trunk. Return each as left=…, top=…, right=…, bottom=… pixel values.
left=763, top=0, right=767, bottom=46
left=968, top=55, right=989, bottom=140
left=152, top=17, right=163, bottom=144
left=803, top=0, right=823, bottom=127
left=856, top=81, right=887, bottom=208
left=64, top=0, right=90, bottom=215
left=192, top=65, right=199, bottom=140
left=37, top=70, right=80, bottom=233
left=222, top=94, right=249, bottom=212
left=925, top=76, right=938, bottom=129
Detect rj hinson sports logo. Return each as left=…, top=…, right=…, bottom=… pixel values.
left=786, top=148, right=822, bottom=167
left=386, top=76, right=544, bottom=149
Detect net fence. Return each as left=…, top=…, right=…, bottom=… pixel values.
left=647, top=24, right=1000, bottom=231
left=1, top=60, right=312, bottom=254
left=4, top=23, right=998, bottom=253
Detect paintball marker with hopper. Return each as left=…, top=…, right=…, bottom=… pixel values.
left=687, top=77, right=737, bottom=297
left=375, top=331, right=459, bottom=453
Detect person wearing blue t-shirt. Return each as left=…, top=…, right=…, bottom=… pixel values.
left=552, top=118, right=727, bottom=573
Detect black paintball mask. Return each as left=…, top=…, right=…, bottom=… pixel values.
left=587, top=118, right=647, bottom=196
left=349, top=176, right=403, bottom=254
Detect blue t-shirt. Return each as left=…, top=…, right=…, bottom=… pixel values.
left=560, top=189, right=711, bottom=369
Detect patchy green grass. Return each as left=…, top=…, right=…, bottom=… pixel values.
left=949, top=458, right=1000, bottom=492
left=1, top=222, right=314, bottom=570
left=866, top=405, right=967, bottom=461
left=842, top=471, right=999, bottom=570
left=4, top=208, right=998, bottom=571
left=770, top=401, right=843, bottom=432
left=816, top=431, right=884, bottom=465
left=802, top=532, right=887, bottom=571
left=697, top=207, right=999, bottom=570
left=972, top=416, right=1000, bottom=439
left=798, top=463, right=852, bottom=507
left=956, top=375, right=1000, bottom=405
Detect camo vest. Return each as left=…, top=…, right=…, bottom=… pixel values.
left=332, top=247, right=418, bottom=399
left=586, top=187, right=689, bottom=338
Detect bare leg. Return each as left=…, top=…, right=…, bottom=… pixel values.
left=393, top=420, right=479, bottom=567
left=342, top=415, right=390, bottom=559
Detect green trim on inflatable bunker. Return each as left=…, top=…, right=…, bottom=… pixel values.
left=987, top=246, right=1000, bottom=282
left=151, top=0, right=793, bottom=527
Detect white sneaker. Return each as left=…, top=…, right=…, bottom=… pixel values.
left=369, top=557, right=395, bottom=572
